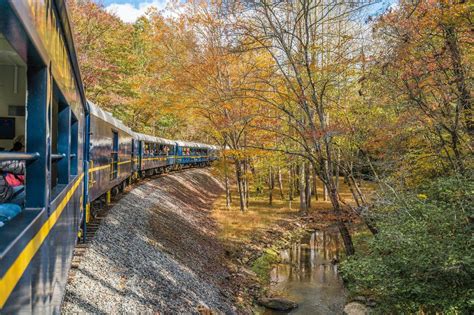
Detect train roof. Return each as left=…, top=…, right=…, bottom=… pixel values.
left=87, top=100, right=219, bottom=149
left=175, top=140, right=215, bottom=149
left=88, top=101, right=134, bottom=135
left=134, top=132, right=176, bottom=145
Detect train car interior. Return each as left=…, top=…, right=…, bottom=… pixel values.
left=0, top=41, right=25, bottom=152
left=143, top=141, right=173, bottom=157
left=0, top=31, right=81, bottom=229
left=158, top=143, right=171, bottom=156
left=0, top=33, right=28, bottom=230
left=0, top=29, right=51, bottom=259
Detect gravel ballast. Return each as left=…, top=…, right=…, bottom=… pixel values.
left=62, top=169, right=236, bottom=314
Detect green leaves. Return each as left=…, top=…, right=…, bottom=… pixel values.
left=340, top=176, right=474, bottom=313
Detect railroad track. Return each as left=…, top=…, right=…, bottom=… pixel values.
left=68, top=207, right=110, bottom=280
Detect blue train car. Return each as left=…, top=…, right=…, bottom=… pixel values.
left=0, top=0, right=87, bottom=312
left=175, top=141, right=213, bottom=167
left=136, top=133, right=176, bottom=176
left=0, top=1, right=219, bottom=312
left=85, top=101, right=135, bottom=205
left=208, top=145, right=219, bottom=162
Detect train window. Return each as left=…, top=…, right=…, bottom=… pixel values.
left=0, top=39, right=26, bottom=153
left=145, top=142, right=150, bottom=156
left=0, top=33, right=27, bottom=221
left=110, top=131, right=118, bottom=180
left=0, top=31, right=49, bottom=239
left=158, top=144, right=168, bottom=156
left=70, top=114, right=78, bottom=176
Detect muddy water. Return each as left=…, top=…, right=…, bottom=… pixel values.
left=261, top=228, right=347, bottom=314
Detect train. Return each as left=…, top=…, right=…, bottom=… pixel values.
left=0, top=1, right=218, bottom=312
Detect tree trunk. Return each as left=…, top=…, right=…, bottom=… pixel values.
left=288, top=167, right=293, bottom=209
left=244, top=158, right=250, bottom=208
left=305, top=162, right=311, bottom=208
left=328, top=186, right=355, bottom=256
left=312, top=167, right=318, bottom=201
left=235, top=160, right=247, bottom=212
left=335, top=148, right=340, bottom=191
left=323, top=182, right=329, bottom=201
left=321, top=143, right=355, bottom=256
left=443, top=23, right=473, bottom=138
left=299, top=162, right=307, bottom=214
left=344, top=172, right=379, bottom=236
left=223, top=154, right=231, bottom=208
left=278, top=166, right=284, bottom=200
left=294, top=164, right=300, bottom=194
left=268, top=166, right=274, bottom=205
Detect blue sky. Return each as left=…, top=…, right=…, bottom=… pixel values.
left=99, top=0, right=171, bottom=23
left=101, top=0, right=155, bottom=5
left=99, top=0, right=397, bottom=24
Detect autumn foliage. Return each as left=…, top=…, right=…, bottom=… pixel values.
left=68, top=0, right=472, bottom=312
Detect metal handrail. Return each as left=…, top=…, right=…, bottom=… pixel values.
left=0, top=152, right=40, bottom=161
left=51, top=154, right=66, bottom=161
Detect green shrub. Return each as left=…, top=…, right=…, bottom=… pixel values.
left=252, top=248, right=280, bottom=283
left=340, top=176, right=474, bottom=313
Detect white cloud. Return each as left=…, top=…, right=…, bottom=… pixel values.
left=105, top=1, right=169, bottom=23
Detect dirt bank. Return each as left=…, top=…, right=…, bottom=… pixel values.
left=62, top=169, right=237, bottom=314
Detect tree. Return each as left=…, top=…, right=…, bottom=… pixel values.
left=371, top=1, right=472, bottom=178
left=233, top=0, right=382, bottom=255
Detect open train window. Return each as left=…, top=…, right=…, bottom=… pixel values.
left=110, top=131, right=118, bottom=180
left=0, top=32, right=29, bottom=236
left=158, top=144, right=170, bottom=156
left=0, top=33, right=26, bottom=200
left=70, top=114, right=78, bottom=176
left=144, top=142, right=150, bottom=157
left=0, top=38, right=26, bottom=153
left=50, top=82, right=76, bottom=200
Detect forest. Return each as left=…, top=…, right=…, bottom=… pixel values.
left=68, top=0, right=472, bottom=313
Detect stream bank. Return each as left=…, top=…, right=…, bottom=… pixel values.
left=257, top=228, right=348, bottom=314
left=210, top=183, right=361, bottom=313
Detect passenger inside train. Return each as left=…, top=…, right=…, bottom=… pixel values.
left=0, top=31, right=80, bottom=229
left=0, top=33, right=27, bottom=226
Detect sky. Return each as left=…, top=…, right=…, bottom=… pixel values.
left=99, top=0, right=397, bottom=24
left=100, top=0, right=171, bottom=23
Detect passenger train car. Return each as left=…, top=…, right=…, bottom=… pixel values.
left=135, top=132, right=176, bottom=176
left=0, top=1, right=218, bottom=312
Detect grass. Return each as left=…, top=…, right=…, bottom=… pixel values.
left=211, top=175, right=372, bottom=243
left=211, top=191, right=297, bottom=242
left=251, top=248, right=280, bottom=282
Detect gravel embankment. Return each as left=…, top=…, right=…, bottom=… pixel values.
left=62, top=168, right=236, bottom=314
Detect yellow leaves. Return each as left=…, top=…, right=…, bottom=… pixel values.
left=417, top=194, right=428, bottom=200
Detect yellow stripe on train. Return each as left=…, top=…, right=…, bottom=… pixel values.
left=0, top=174, right=84, bottom=308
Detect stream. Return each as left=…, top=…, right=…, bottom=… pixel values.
left=259, top=228, right=347, bottom=314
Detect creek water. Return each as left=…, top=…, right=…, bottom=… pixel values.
left=259, top=228, right=347, bottom=314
